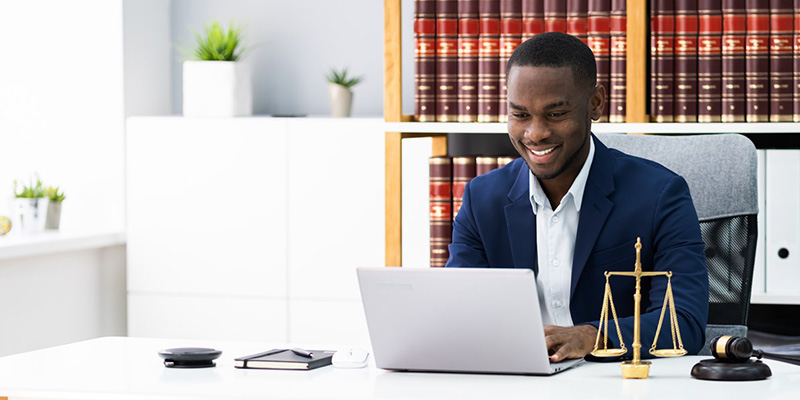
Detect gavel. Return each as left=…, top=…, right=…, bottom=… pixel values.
left=710, top=335, right=800, bottom=366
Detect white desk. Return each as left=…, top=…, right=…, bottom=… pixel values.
left=0, top=337, right=798, bottom=400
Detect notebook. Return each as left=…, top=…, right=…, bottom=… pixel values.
left=234, top=349, right=335, bottom=370
left=357, top=267, right=582, bottom=375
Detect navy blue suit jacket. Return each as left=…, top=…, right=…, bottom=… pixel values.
left=446, top=135, right=708, bottom=356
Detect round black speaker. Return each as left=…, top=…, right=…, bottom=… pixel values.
left=158, top=347, right=222, bottom=368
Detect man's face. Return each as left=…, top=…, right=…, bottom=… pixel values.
left=506, top=65, right=604, bottom=185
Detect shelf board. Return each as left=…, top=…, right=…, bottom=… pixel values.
left=751, top=293, right=800, bottom=305
left=385, top=122, right=800, bottom=134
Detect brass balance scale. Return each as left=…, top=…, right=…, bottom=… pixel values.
left=590, top=237, right=687, bottom=379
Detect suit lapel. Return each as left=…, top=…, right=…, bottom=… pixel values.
left=504, top=161, right=537, bottom=274
left=571, top=136, right=616, bottom=298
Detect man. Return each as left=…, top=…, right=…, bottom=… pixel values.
left=445, top=32, right=708, bottom=362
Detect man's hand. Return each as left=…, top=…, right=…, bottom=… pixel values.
left=544, top=324, right=598, bottom=362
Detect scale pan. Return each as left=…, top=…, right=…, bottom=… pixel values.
left=651, top=349, right=687, bottom=357
left=591, top=349, right=627, bottom=357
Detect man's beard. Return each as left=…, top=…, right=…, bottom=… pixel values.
left=532, top=133, right=590, bottom=181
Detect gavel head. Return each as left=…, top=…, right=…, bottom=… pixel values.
left=710, top=335, right=754, bottom=362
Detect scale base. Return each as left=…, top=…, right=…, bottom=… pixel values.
left=691, top=359, right=772, bottom=381
left=621, top=360, right=652, bottom=379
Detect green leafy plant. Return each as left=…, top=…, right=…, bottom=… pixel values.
left=326, top=67, right=364, bottom=89
left=45, top=186, right=66, bottom=203
left=13, top=175, right=45, bottom=199
left=192, top=21, right=245, bottom=61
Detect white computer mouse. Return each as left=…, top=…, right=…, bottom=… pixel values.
left=332, top=348, right=369, bottom=368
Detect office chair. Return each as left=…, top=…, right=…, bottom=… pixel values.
left=596, top=133, right=758, bottom=356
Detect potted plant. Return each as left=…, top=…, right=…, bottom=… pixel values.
left=183, top=21, right=252, bottom=117
left=11, top=176, right=49, bottom=233
left=326, top=67, right=363, bottom=118
left=44, top=185, right=66, bottom=230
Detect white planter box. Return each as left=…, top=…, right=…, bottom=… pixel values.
left=182, top=61, right=252, bottom=117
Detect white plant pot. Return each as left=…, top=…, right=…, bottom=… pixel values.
left=11, top=198, right=49, bottom=233
left=46, top=201, right=62, bottom=230
left=183, top=61, right=253, bottom=117
left=328, top=83, right=353, bottom=118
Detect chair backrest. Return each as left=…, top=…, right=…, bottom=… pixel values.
left=595, top=133, right=758, bottom=354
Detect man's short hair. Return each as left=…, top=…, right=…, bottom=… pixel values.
left=506, top=32, right=597, bottom=90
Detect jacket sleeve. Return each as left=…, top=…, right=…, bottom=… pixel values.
left=446, top=181, right=490, bottom=268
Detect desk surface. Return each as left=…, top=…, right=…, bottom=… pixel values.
left=0, top=337, right=798, bottom=400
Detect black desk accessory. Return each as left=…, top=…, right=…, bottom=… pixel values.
left=158, top=347, right=222, bottom=368
left=691, top=335, right=800, bottom=381
left=234, top=348, right=335, bottom=370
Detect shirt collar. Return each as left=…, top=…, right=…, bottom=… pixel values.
left=529, top=136, right=596, bottom=214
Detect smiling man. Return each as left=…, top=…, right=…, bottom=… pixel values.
left=445, top=32, right=708, bottom=363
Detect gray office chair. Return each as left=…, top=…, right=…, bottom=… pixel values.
left=596, top=133, right=758, bottom=356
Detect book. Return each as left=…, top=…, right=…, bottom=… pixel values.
left=769, top=0, right=794, bottom=121
left=745, top=0, right=770, bottom=122
left=609, top=0, right=627, bottom=122
left=234, top=349, right=335, bottom=370
left=430, top=156, right=453, bottom=268
left=697, top=0, right=722, bottom=122
left=458, top=0, right=480, bottom=122
left=499, top=0, right=523, bottom=122
left=414, top=0, right=437, bottom=122
left=437, top=0, right=459, bottom=122
left=478, top=0, right=501, bottom=122
left=676, top=0, right=699, bottom=122
left=452, top=156, right=477, bottom=219
left=497, top=155, right=518, bottom=167
left=651, top=0, right=675, bottom=122
left=476, top=156, right=499, bottom=175
left=722, top=0, right=747, bottom=122
left=588, top=0, right=611, bottom=122
left=568, top=0, right=589, bottom=45
left=544, top=0, right=567, bottom=33
left=795, top=0, right=800, bottom=121
left=521, top=0, right=544, bottom=42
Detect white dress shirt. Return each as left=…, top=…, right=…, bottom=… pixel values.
left=528, top=139, right=595, bottom=327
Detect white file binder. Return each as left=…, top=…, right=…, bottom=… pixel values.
left=752, top=150, right=766, bottom=295
left=765, top=150, right=800, bottom=295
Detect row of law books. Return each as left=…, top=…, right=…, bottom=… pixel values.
left=652, top=0, right=800, bottom=122
left=414, top=0, right=628, bottom=124
left=429, top=155, right=519, bottom=267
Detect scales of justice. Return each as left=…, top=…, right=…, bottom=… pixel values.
left=590, top=237, right=686, bottom=379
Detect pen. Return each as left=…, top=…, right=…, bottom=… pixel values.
left=291, top=348, right=314, bottom=358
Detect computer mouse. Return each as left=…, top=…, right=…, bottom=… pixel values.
left=332, top=348, right=369, bottom=368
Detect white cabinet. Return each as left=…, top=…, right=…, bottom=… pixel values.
left=126, top=117, right=384, bottom=344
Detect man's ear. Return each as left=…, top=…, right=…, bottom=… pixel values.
left=590, top=85, right=606, bottom=121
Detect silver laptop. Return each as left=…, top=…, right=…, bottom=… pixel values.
left=357, top=267, right=582, bottom=375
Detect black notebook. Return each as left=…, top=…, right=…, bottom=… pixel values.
left=234, top=349, right=335, bottom=370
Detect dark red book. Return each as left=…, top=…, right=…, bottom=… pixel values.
left=609, top=0, right=627, bottom=122
left=522, top=0, right=544, bottom=41
left=544, top=0, right=567, bottom=33
left=458, top=0, right=480, bottom=122
left=770, top=0, right=794, bottom=121
left=499, top=0, right=522, bottom=123
left=697, top=0, right=722, bottom=122
left=452, top=156, right=477, bottom=221
left=567, top=0, right=588, bottom=44
left=476, top=156, right=499, bottom=175
left=651, top=0, right=675, bottom=122
left=588, top=0, right=611, bottom=122
left=675, top=0, right=699, bottom=122
left=722, top=0, right=747, bottom=122
left=478, top=0, right=501, bottom=122
left=429, top=156, right=452, bottom=268
left=745, top=0, right=770, bottom=122
left=436, top=0, right=459, bottom=122
left=496, top=156, right=517, bottom=168
left=795, top=0, right=800, bottom=121
left=415, top=0, right=437, bottom=122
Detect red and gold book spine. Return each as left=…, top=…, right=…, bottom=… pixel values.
left=437, top=0, right=459, bottom=122
left=478, top=0, right=501, bottom=122
left=476, top=156, right=499, bottom=175
left=522, top=0, right=544, bottom=41
left=588, top=0, right=611, bottom=122
left=415, top=0, right=437, bottom=122
left=496, top=156, right=517, bottom=167
left=722, top=0, right=747, bottom=122
left=499, top=0, right=522, bottom=123
left=609, top=0, right=627, bottom=122
left=769, top=0, right=794, bottom=121
left=567, top=0, right=589, bottom=44
left=675, top=0, right=699, bottom=122
left=452, top=156, right=477, bottom=220
left=458, top=0, right=480, bottom=122
left=651, top=0, right=675, bottom=122
left=794, top=0, right=800, bottom=121
left=544, top=0, right=567, bottom=33
left=697, top=0, right=722, bottom=122
left=429, top=156, right=452, bottom=268
left=745, top=0, right=770, bottom=122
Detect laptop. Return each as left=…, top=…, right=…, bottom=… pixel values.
left=356, top=267, right=583, bottom=375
